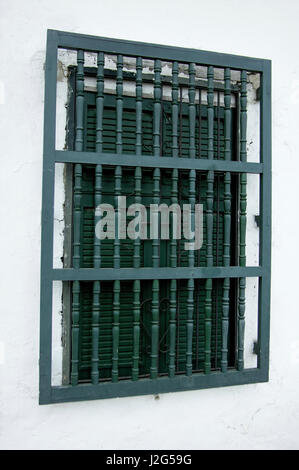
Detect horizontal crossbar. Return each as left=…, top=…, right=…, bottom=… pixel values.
left=54, top=150, right=263, bottom=173
left=52, top=29, right=268, bottom=73
left=43, top=368, right=268, bottom=404
left=52, top=266, right=263, bottom=281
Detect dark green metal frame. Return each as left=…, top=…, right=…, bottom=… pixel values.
left=40, top=29, right=271, bottom=404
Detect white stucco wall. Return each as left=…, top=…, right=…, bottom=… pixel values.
left=0, top=0, right=299, bottom=450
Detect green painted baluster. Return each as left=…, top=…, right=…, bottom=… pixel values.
left=132, top=280, right=141, bottom=381
left=73, top=49, right=84, bottom=266
left=207, top=66, right=214, bottom=161
left=186, top=279, right=195, bottom=376
left=91, top=54, right=105, bottom=385
left=91, top=165, right=102, bottom=384
left=198, top=89, right=202, bottom=158
left=112, top=280, right=120, bottom=382
left=204, top=66, right=214, bottom=374
left=169, top=169, right=178, bottom=377
left=132, top=167, right=142, bottom=380
left=152, top=168, right=160, bottom=268
left=170, top=169, right=178, bottom=268
left=204, top=278, right=212, bottom=373
left=136, top=57, right=143, bottom=155
left=96, top=52, right=104, bottom=153
left=91, top=281, right=100, bottom=384
left=151, top=167, right=160, bottom=379
left=153, top=59, right=161, bottom=156
left=222, top=173, right=231, bottom=373
left=71, top=280, right=80, bottom=385
left=112, top=166, right=122, bottom=382
left=221, top=68, right=232, bottom=373
left=168, top=64, right=179, bottom=377
left=172, top=61, right=179, bottom=157
left=224, top=68, right=231, bottom=162
left=133, top=59, right=143, bottom=379
left=71, top=163, right=82, bottom=385
left=238, top=70, right=247, bottom=371
left=188, top=63, right=196, bottom=159
left=75, top=50, right=84, bottom=152
left=73, top=165, right=82, bottom=269
left=240, top=70, right=248, bottom=164
left=151, top=279, right=159, bottom=379
left=169, top=279, right=177, bottom=378
left=71, top=50, right=84, bottom=386
left=116, top=55, right=123, bottom=154
left=114, top=166, right=122, bottom=269
left=186, top=170, right=196, bottom=376
left=204, top=171, right=214, bottom=374
left=133, top=167, right=142, bottom=267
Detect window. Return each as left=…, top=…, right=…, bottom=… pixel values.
left=40, top=30, right=271, bottom=404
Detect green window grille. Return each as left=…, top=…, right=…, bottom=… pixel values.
left=40, top=30, right=271, bottom=404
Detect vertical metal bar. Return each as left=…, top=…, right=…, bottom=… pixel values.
left=188, top=63, right=196, bottom=159
left=221, top=67, right=232, bottom=373
left=153, top=59, right=161, bottom=157
left=132, top=167, right=142, bottom=380
left=258, top=60, right=271, bottom=378
left=112, top=166, right=122, bottom=382
left=172, top=61, right=179, bottom=158
left=151, top=167, right=160, bottom=378
left=116, top=55, right=123, bottom=154
left=238, top=70, right=248, bottom=371
left=204, top=66, right=214, bottom=374
left=136, top=57, right=143, bottom=156
left=40, top=30, right=58, bottom=403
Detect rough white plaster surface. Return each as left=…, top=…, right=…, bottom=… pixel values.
left=0, top=0, right=299, bottom=450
